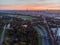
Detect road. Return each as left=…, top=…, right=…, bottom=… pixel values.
left=0, top=25, right=6, bottom=45
left=32, top=24, right=50, bottom=45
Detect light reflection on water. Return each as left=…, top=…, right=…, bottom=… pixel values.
left=57, top=28, right=60, bottom=36
left=51, top=28, right=60, bottom=36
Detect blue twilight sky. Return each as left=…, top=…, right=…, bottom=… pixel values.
left=0, top=0, right=60, bottom=5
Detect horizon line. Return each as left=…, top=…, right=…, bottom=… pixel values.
left=0, top=9, right=60, bottom=10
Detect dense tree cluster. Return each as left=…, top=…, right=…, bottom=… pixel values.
left=3, top=17, right=38, bottom=45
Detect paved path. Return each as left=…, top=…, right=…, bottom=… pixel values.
left=0, top=25, right=6, bottom=45
left=32, top=24, right=50, bottom=45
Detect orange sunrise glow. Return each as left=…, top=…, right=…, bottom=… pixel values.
left=0, top=0, right=60, bottom=10
left=0, top=4, right=60, bottom=10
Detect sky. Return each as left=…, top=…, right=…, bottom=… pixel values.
left=0, top=0, right=60, bottom=10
